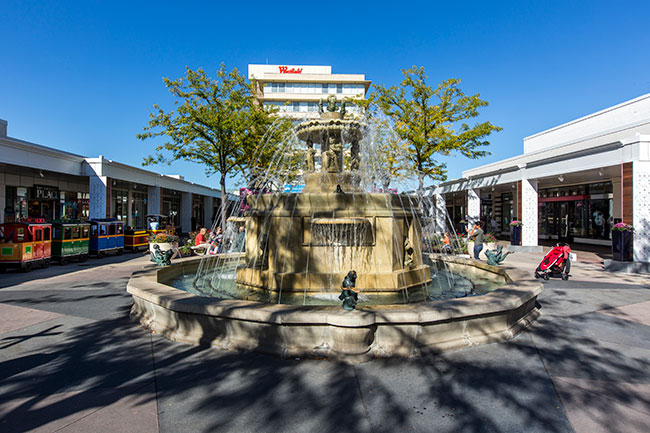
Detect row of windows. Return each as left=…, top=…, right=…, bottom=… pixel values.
left=264, top=101, right=362, bottom=113
left=264, top=83, right=365, bottom=95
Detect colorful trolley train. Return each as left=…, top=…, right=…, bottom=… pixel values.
left=51, top=220, right=90, bottom=264
left=89, top=219, right=125, bottom=257
left=0, top=219, right=52, bottom=271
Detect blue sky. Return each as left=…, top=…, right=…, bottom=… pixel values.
left=2, top=1, right=649, bottom=191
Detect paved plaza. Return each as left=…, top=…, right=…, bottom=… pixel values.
left=0, top=249, right=649, bottom=433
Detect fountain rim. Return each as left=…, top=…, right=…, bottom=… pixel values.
left=128, top=254, right=540, bottom=320
left=127, top=254, right=541, bottom=362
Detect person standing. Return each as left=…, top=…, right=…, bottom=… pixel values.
left=470, top=221, right=485, bottom=260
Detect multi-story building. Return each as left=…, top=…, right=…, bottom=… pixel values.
left=248, top=64, right=371, bottom=119
left=424, top=92, right=650, bottom=264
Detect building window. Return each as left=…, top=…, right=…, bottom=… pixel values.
left=337, top=84, right=342, bottom=94
left=321, top=84, right=328, bottom=94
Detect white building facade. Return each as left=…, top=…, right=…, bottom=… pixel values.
left=426, top=93, right=650, bottom=262
left=0, top=119, right=232, bottom=232
left=248, top=64, right=371, bottom=118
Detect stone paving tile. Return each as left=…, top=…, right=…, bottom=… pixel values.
left=0, top=382, right=157, bottom=433
left=0, top=302, right=61, bottom=334
left=0, top=315, right=155, bottom=398
left=598, top=300, right=650, bottom=327
left=354, top=335, right=572, bottom=433
left=152, top=337, right=371, bottom=433
left=553, top=376, right=650, bottom=433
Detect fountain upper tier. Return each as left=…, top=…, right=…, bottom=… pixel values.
left=294, top=111, right=363, bottom=144
left=295, top=96, right=365, bottom=193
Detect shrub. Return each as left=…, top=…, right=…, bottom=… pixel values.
left=149, top=233, right=179, bottom=244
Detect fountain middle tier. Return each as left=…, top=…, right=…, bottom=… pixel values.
left=235, top=192, right=431, bottom=295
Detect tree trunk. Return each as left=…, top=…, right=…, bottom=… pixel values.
left=418, top=172, right=424, bottom=197
left=220, top=173, right=227, bottom=231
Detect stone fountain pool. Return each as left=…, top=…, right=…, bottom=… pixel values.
left=127, top=99, right=542, bottom=363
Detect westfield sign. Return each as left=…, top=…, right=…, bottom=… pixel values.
left=278, top=66, right=303, bottom=74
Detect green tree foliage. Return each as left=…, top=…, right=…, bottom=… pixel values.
left=372, top=66, right=502, bottom=194
left=138, top=65, right=291, bottom=229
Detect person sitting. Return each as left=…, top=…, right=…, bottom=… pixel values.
left=191, top=227, right=211, bottom=255
left=442, top=232, right=454, bottom=254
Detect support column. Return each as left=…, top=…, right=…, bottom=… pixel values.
left=612, top=177, right=622, bottom=221
left=434, top=193, right=446, bottom=233
left=126, top=189, right=133, bottom=228
left=181, top=192, right=191, bottom=234
left=147, top=186, right=161, bottom=215
left=203, top=196, right=214, bottom=229
left=467, top=188, right=480, bottom=226
left=0, top=173, right=5, bottom=224
left=89, top=175, right=108, bottom=220
left=633, top=161, right=650, bottom=262
left=521, top=178, right=538, bottom=246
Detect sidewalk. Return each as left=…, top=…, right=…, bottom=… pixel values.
left=0, top=252, right=649, bottom=432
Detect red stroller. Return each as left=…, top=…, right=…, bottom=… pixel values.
left=535, top=243, right=571, bottom=280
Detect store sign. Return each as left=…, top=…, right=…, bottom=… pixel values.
left=33, top=185, right=59, bottom=200
left=278, top=66, right=303, bottom=74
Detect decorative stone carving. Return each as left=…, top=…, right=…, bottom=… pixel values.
left=338, top=270, right=358, bottom=310
left=350, top=140, right=360, bottom=171
left=150, top=244, right=174, bottom=266
left=485, top=245, right=514, bottom=266
left=327, top=94, right=337, bottom=112
left=404, top=236, right=415, bottom=268
left=305, top=140, right=316, bottom=172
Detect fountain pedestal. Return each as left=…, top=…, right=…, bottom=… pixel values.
left=236, top=193, right=431, bottom=296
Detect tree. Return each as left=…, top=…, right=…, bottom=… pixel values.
left=372, top=66, right=502, bottom=195
left=138, top=65, right=289, bottom=230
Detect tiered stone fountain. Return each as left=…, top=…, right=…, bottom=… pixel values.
left=126, top=95, right=542, bottom=363
left=235, top=95, right=431, bottom=298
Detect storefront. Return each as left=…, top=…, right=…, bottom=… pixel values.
left=538, top=182, right=613, bottom=245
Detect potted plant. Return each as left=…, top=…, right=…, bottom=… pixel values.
left=612, top=223, right=634, bottom=261
left=483, top=233, right=497, bottom=251
left=510, top=220, right=522, bottom=245
left=458, top=219, right=468, bottom=235
left=149, top=233, right=180, bottom=254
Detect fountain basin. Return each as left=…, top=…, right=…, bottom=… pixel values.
left=127, top=255, right=541, bottom=363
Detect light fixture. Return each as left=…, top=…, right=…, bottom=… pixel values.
left=598, top=170, right=603, bottom=177
left=511, top=184, right=515, bottom=189
left=558, top=175, right=565, bottom=182
left=491, top=187, right=495, bottom=192
left=39, top=170, right=44, bottom=178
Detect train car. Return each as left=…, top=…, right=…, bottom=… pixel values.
left=145, top=214, right=169, bottom=236
left=51, top=220, right=90, bottom=264
left=0, top=219, right=52, bottom=272
left=89, top=219, right=125, bottom=257
left=124, top=228, right=149, bottom=252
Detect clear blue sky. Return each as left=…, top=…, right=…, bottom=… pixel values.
left=2, top=1, right=649, bottom=190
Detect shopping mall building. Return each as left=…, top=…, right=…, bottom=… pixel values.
left=425, top=93, right=650, bottom=262
left=0, top=118, right=231, bottom=232
left=248, top=64, right=371, bottom=118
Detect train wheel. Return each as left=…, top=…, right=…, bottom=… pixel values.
left=23, top=262, right=33, bottom=272
left=98, top=251, right=105, bottom=259
left=117, top=248, right=124, bottom=256
left=43, top=258, right=51, bottom=268
left=79, top=254, right=88, bottom=262
left=60, top=257, right=68, bottom=266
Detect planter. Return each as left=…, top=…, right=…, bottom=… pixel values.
left=612, top=230, right=633, bottom=261
left=482, top=242, right=496, bottom=259
left=510, top=226, right=521, bottom=246
left=149, top=242, right=179, bottom=253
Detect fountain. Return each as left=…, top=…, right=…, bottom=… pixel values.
left=235, top=95, right=431, bottom=301
left=127, top=99, right=542, bottom=363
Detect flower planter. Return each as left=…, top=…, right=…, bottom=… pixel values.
left=510, top=226, right=521, bottom=246
left=612, top=230, right=633, bottom=261
left=149, top=242, right=179, bottom=253
left=482, top=242, right=496, bottom=259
